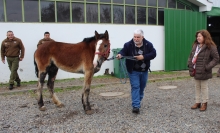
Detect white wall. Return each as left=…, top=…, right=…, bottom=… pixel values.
left=212, top=0, right=220, bottom=7
left=0, top=23, right=164, bottom=83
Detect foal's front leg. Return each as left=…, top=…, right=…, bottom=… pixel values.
left=37, top=72, right=47, bottom=111
left=82, top=71, right=94, bottom=115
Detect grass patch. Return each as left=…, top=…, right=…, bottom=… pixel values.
left=0, top=90, right=32, bottom=96
left=27, top=90, right=37, bottom=97
left=148, top=76, right=191, bottom=83
left=54, top=86, right=81, bottom=93
left=149, top=71, right=176, bottom=75
left=92, top=84, right=106, bottom=88
left=0, top=75, right=113, bottom=87
left=1, top=84, right=107, bottom=96
left=20, top=81, right=38, bottom=85
left=0, top=80, right=38, bottom=87
left=54, top=84, right=106, bottom=93
left=93, top=75, right=114, bottom=78
left=55, top=78, right=76, bottom=83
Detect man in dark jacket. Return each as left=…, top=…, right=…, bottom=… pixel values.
left=37, top=31, right=55, bottom=48
left=116, top=29, right=156, bottom=114
left=1, top=31, right=25, bottom=90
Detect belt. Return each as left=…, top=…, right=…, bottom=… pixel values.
left=7, top=56, right=19, bottom=58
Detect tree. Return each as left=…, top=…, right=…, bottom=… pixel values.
left=41, top=3, right=55, bottom=22
left=148, top=8, right=156, bottom=24
left=137, top=7, right=146, bottom=24
left=100, top=6, right=111, bottom=23
left=57, top=3, right=70, bottom=22
left=86, top=5, right=98, bottom=23
left=113, top=6, right=123, bottom=23
left=72, top=6, right=83, bottom=22
left=126, top=7, right=135, bottom=24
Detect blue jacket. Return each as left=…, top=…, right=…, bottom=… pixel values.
left=119, top=38, right=156, bottom=73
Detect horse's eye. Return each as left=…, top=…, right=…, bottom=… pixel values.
left=104, top=44, right=107, bottom=47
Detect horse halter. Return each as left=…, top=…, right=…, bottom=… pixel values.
left=95, top=43, right=111, bottom=60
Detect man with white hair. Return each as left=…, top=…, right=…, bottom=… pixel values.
left=116, top=29, right=156, bottom=114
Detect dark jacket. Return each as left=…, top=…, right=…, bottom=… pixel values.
left=1, top=37, right=25, bottom=60
left=119, top=38, right=156, bottom=73
left=188, top=44, right=219, bottom=80
left=37, top=38, right=55, bottom=48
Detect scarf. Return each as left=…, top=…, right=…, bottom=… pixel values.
left=192, top=44, right=203, bottom=69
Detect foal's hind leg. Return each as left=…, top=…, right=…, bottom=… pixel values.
left=37, top=72, right=47, bottom=111
left=47, top=64, right=64, bottom=108
left=82, top=70, right=94, bottom=115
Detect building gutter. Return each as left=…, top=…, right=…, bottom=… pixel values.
left=187, top=0, right=213, bottom=12
left=206, top=7, right=220, bottom=16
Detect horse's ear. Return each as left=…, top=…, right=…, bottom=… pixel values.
left=104, top=30, right=109, bottom=40
left=95, top=30, right=99, bottom=40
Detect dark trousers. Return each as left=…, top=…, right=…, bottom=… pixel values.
left=6, top=57, right=20, bottom=85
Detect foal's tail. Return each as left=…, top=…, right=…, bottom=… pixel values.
left=34, top=52, right=39, bottom=78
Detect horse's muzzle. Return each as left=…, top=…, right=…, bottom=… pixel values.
left=97, top=59, right=102, bottom=68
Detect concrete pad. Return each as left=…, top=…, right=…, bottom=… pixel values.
left=158, top=85, right=177, bottom=89
left=118, top=93, right=130, bottom=98
left=99, top=92, right=124, bottom=97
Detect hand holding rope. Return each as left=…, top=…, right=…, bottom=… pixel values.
left=106, top=56, right=138, bottom=84
left=106, top=56, right=138, bottom=61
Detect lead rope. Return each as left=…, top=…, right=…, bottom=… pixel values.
left=106, top=56, right=137, bottom=84
left=119, top=58, right=128, bottom=84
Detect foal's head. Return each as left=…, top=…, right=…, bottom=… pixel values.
left=93, top=30, right=110, bottom=71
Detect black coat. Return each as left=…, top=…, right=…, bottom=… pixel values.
left=119, top=38, right=156, bottom=73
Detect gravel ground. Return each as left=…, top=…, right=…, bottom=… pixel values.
left=1, top=76, right=220, bottom=133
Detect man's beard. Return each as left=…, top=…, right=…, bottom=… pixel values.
left=134, top=41, right=142, bottom=45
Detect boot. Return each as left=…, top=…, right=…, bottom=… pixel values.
left=200, top=102, right=207, bottom=111
left=9, top=84, right=13, bottom=90
left=17, top=81, right=20, bottom=87
left=132, top=107, right=140, bottom=114
left=191, top=103, right=201, bottom=109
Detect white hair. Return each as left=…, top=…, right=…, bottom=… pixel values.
left=134, top=29, right=144, bottom=36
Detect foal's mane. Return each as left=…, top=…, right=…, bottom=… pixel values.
left=82, top=34, right=106, bottom=44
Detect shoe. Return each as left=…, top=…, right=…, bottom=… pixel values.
left=9, top=84, right=13, bottom=90
left=191, top=103, right=201, bottom=109
left=17, top=81, right=20, bottom=87
left=200, top=102, right=207, bottom=111
left=132, top=107, right=140, bottom=114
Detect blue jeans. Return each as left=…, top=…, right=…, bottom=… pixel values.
left=128, top=70, right=148, bottom=108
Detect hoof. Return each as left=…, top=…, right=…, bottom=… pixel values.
left=56, top=103, right=65, bottom=108
left=85, top=109, right=95, bottom=115
left=39, top=106, right=46, bottom=111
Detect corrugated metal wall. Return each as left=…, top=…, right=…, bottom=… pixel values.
left=164, top=9, right=207, bottom=71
